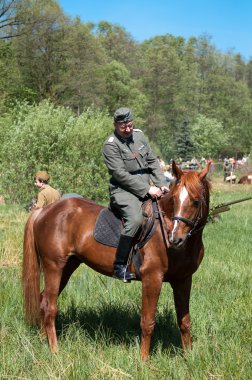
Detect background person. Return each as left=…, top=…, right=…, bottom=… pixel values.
left=163, top=164, right=174, bottom=183
left=223, top=161, right=231, bottom=181
left=103, top=107, right=168, bottom=282
left=34, top=170, right=60, bottom=208
left=157, top=156, right=166, bottom=172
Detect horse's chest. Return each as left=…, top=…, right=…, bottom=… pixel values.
left=166, top=249, right=203, bottom=280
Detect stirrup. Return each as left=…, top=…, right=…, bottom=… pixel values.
left=112, top=265, right=136, bottom=283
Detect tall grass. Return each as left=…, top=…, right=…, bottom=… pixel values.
left=0, top=180, right=252, bottom=379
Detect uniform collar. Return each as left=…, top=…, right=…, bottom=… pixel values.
left=114, top=131, right=134, bottom=144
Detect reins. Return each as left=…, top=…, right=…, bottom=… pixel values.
left=155, top=198, right=170, bottom=250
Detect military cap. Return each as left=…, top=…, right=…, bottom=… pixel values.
left=35, top=171, right=50, bottom=182
left=114, top=107, right=133, bottom=123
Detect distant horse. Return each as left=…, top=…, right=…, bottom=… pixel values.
left=22, top=161, right=211, bottom=360
left=238, top=175, right=252, bottom=184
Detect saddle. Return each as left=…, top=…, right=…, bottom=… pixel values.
left=93, top=198, right=159, bottom=249
left=94, top=199, right=166, bottom=277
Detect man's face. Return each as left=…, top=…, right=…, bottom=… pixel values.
left=115, top=120, right=133, bottom=138
left=34, top=177, right=44, bottom=189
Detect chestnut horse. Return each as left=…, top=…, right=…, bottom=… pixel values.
left=22, top=161, right=211, bottom=360
left=238, top=175, right=252, bottom=184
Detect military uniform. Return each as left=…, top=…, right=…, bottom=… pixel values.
left=103, top=129, right=165, bottom=236
left=103, top=107, right=167, bottom=282
left=36, top=184, right=60, bottom=208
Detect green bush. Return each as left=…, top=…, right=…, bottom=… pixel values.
left=0, top=101, right=112, bottom=205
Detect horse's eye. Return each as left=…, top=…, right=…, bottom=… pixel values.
left=193, top=200, right=200, bottom=207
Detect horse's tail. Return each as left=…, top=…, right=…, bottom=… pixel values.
left=22, top=209, right=42, bottom=325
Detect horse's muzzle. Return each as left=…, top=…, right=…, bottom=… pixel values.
left=168, top=234, right=186, bottom=249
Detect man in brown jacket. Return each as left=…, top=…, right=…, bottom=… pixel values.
left=34, top=171, right=60, bottom=208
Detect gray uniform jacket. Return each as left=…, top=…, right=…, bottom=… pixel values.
left=103, top=129, right=165, bottom=199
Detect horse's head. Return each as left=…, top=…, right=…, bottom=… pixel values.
left=164, top=161, right=211, bottom=249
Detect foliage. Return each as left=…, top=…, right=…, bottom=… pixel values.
left=156, top=128, right=177, bottom=161
left=96, top=20, right=138, bottom=68
left=190, top=114, right=230, bottom=158
left=12, top=0, right=68, bottom=100
left=103, top=59, right=148, bottom=118
left=0, top=101, right=112, bottom=204
left=0, top=0, right=252, bottom=176
left=175, top=120, right=195, bottom=161
left=54, top=17, right=107, bottom=114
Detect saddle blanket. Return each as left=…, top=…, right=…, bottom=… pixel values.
left=94, top=208, right=122, bottom=247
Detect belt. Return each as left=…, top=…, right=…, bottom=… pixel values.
left=129, top=169, right=150, bottom=175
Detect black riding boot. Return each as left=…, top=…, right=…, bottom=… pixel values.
left=113, top=235, right=136, bottom=282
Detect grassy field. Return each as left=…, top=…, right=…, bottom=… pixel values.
left=0, top=177, right=252, bottom=379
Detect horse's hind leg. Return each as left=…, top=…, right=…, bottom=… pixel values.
left=40, top=263, right=63, bottom=353
left=171, top=276, right=192, bottom=351
left=59, top=256, right=81, bottom=295
left=40, top=256, right=80, bottom=350
left=140, top=273, right=163, bottom=361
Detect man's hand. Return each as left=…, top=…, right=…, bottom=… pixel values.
left=148, top=186, right=163, bottom=198
left=161, top=186, right=169, bottom=193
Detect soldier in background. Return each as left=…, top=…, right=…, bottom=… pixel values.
left=34, top=170, right=60, bottom=208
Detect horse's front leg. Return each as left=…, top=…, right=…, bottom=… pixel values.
left=140, top=271, right=163, bottom=361
left=171, top=275, right=192, bottom=350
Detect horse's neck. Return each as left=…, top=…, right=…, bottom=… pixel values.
left=159, top=193, right=173, bottom=217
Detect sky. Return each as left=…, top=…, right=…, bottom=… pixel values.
left=59, top=0, right=251, bottom=61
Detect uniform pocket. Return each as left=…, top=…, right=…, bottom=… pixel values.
left=138, top=146, right=148, bottom=157
left=121, top=151, right=137, bottom=171
left=121, top=151, right=135, bottom=160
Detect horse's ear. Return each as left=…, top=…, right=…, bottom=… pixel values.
left=199, top=160, right=212, bottom=180
left=172, top=160, right=183, bottom=179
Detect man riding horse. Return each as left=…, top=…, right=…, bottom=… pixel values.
left=103, top=107, right=169, bottom=282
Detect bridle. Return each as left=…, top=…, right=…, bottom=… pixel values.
left=152, top=188, right=208, bottom=251
left=171, top=195, right=206, bottom=239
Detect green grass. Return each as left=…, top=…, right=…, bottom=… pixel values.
left=0, top=180, right=252, bottom=379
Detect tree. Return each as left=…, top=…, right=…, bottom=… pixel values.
left=175, top=120, right=195, bottom=161
left=96, top=21, right=138, bottom=70
left=0, top=0, right=21, bottom=39
left=55, top=17, right=107, bottom=114
left=190, top=114, right=229, bottom=158
left=12, top=0, right=68, bottom=100
left=233, top=53, right=246, bottom=81
left=103, top=59, right=147, bottom=118
left=139, top=35, right=200, bottom=145
left=246, top=59, right=252, bottom=98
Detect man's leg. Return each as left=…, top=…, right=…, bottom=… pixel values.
left=111, top=191, right=143, bottom=282
left=113, top=235, right=137, bottom=282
